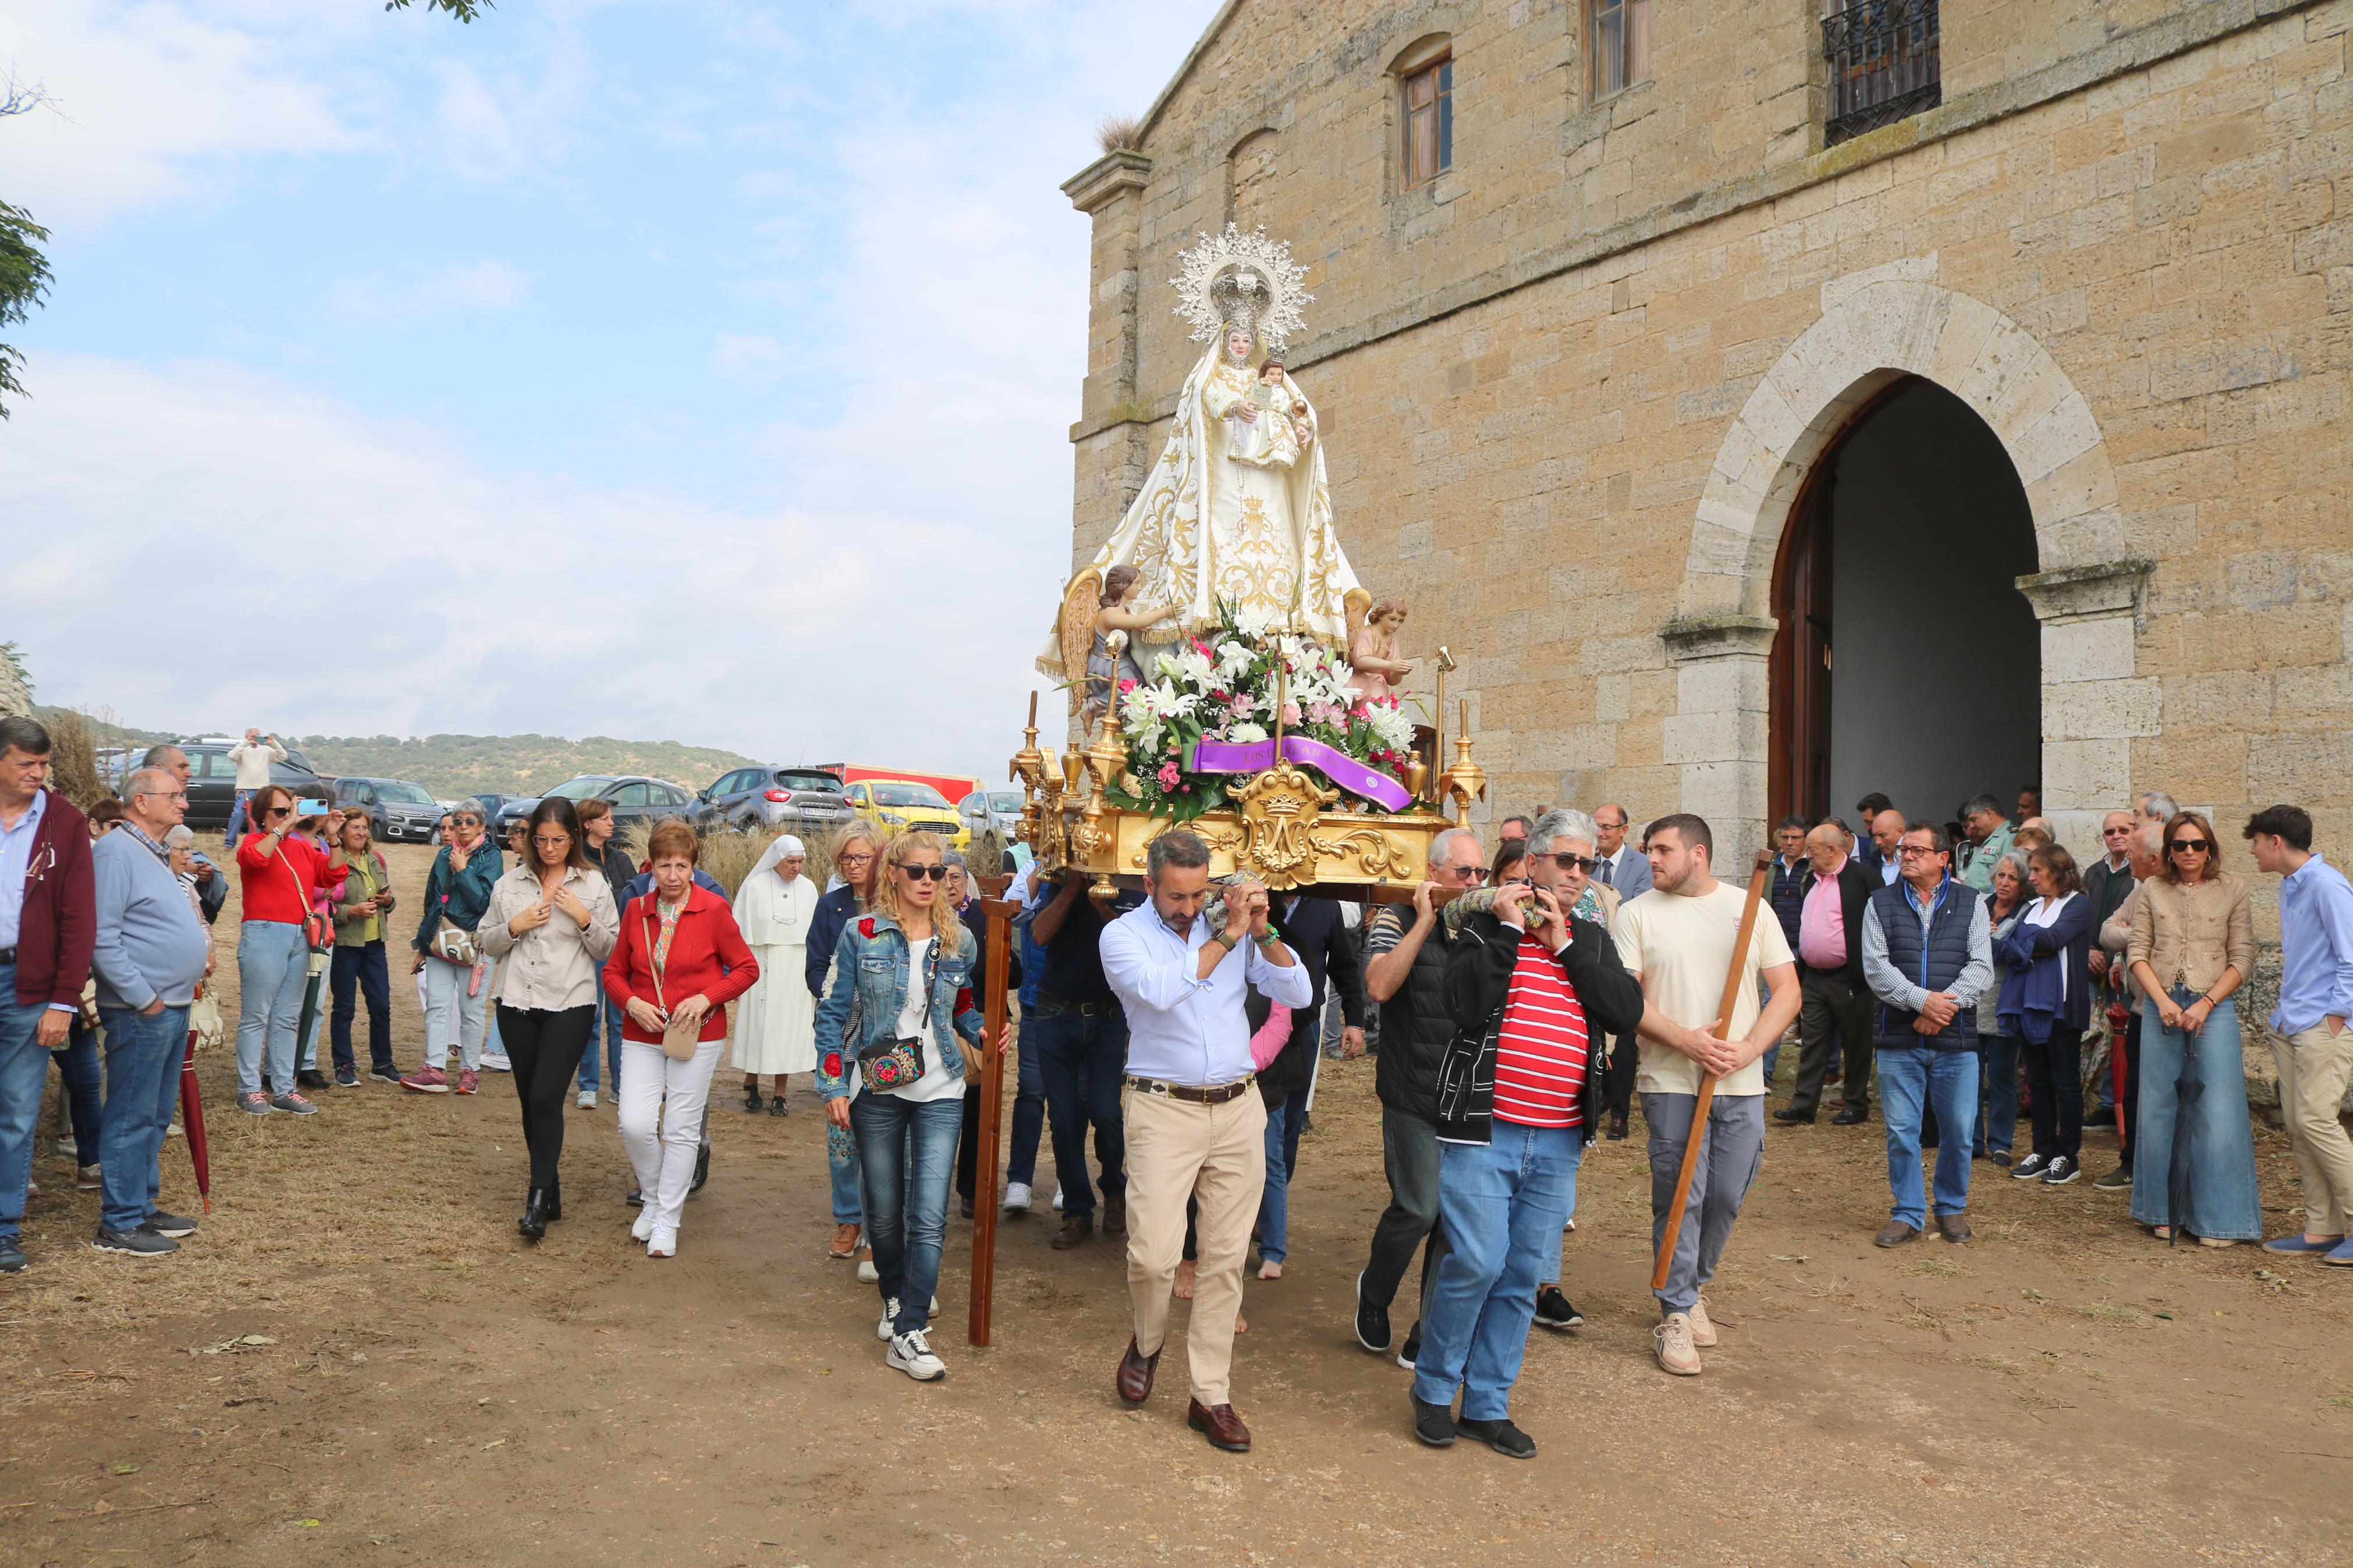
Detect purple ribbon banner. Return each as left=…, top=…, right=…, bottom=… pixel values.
left=1186, top=735, right=1413, bottom=812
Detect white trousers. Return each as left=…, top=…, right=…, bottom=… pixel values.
left=420, top=957, right=486, bottom=1071
left=619, top=1038, right=722, bottom=1233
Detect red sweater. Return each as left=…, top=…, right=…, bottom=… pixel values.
left=8, top=788, right=93, bottom=1008
left=235, top=833, right=347, bottom=926
left=604, top=884, right=760, bottom=1043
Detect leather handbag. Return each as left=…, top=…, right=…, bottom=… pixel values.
left=280, top=844, right=331, bottom=952
left=642, top=908, right=705, bottom=1062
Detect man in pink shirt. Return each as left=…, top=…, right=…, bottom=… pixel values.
left=1777, top=824, right=1877, bottom=1126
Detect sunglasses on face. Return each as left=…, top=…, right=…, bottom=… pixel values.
left=1443, top=865, right=1492, bottom=884
left=2171, top=838, right=2212, bottom=854
left=1536, top=852, right=1598, bottom=874
left=899, top=863, right=949, bottom=881
left=264, top=806, right=292, bottom=820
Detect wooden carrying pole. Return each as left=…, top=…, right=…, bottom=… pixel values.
left=1649, top=855, right=1773, bottom=1292
left=968, top=874, right=1020, bottom=1347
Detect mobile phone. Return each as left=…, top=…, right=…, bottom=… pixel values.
left=296, top=799, right=331, bottom=818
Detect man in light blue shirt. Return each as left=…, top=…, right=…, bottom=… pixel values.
left=2245, top=805, right=2353, bottom=1261
left=1098, top=830, right=1309, bottom=1455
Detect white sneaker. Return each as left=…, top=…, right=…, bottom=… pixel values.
left=631, top=1209, right=655, bottom=1243
left=647, top=1226, right=677, bottom=1258
left=886, top=1328, right=946, bottom=1381
left=1687, top=1295, right=1717, bottom=1347
left=1003, top=1181, right=1033, bottom=1214
left=877, top=1297, right=902, bottom=1341
left=857, top=1254, right=879, bottom=1283
left=1051, top=1183, right=1064, bottom=1211
left=577, top=1089, right=597, bottom=1109
left=1655, top=1313, right=1702, bottom=1376
left=481, top=1051, right=512, bottom=1072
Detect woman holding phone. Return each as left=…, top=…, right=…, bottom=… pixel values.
left=232, top=784, right=346, bottom=1117
left=478, top=798, right=619, bottom=1240
left=603, top=820, right=760, bottom=1257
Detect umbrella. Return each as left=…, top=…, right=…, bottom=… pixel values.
left=178, top=1026, right=211, bottom=1213
left=290, top=945, right=328, bottom=1086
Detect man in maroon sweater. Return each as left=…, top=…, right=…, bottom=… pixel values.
left=0, top=715, right=95, bottom=1274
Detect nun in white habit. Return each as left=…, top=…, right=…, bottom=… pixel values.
left=730, top=834, right=819, bottom=1115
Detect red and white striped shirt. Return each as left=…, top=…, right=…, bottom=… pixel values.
left=1493, top=931, right=1591, bottom=1129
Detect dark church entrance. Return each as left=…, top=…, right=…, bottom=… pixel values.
left=1768, top=378, right=2042, bottom=831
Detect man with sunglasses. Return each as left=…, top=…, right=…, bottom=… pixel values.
left=2083, top=809, right=2142, bottom=1177
left=0, top=716, right=95, bottom=1275
left=1354, top=824, right=1485, bottom=1368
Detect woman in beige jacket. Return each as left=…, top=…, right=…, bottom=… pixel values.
left=479, top=797, right=619, bottom=1240
left=2124, top=810, right=2259, bottom=1245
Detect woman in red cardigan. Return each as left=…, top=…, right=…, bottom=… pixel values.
left=604, top=819, right=758, bottom=1257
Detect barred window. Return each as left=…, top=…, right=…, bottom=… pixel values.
left=1588, top=0, right=1651, bottom=101
left=1823, top=0, right=1941, bottom=147
left=1401, top=55, right=1452, bottom=190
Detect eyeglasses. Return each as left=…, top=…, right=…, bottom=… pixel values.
left=1897, top=844, right=1943, bottom=858
left=532, top=834, right=572, bottom=849
left=898, top=863, right=949, bottom=881
left=2102, top=824, right=2133, bottom=837
left=840, top=852, right=875, bottom=866
left=2170, top=838, right=2212, bottom=854
left=1536, top=852, right=1597, bottom=874
left=1442, top=865, right=1492, bottom=884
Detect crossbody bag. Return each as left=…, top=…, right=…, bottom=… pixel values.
left=642, top=904, right=708, bottom=1062
left=856, top=932, right=941, bottom=1096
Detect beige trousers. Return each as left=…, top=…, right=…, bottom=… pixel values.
left=2275, top=1023, right=2353, bottom=1236
left=1123, top=1083, right=1268, bottom=1407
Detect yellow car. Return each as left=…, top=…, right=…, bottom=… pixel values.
left=843, top=778, right=969, bottom=849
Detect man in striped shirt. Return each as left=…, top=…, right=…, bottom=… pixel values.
left=1409, top=810, right=1645, bottom=1458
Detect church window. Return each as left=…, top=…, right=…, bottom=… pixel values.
left=1822, top=0, right=1941, bottom=147
left=1587, top=0, right=1651, bottom=100
left=1400, top=54, right=1452, bottom=190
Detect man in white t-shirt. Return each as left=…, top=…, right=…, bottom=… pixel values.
left=1611, top=813, right=1800, bottom=1378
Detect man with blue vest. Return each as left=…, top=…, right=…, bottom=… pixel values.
left=1859, top=822, right=1993, bottom=1247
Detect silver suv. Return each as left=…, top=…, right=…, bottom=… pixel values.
left=694, top=765, right=856, bottom=835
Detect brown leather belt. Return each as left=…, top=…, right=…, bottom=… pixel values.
left=1125, top=1073, right=1256, bottom=1105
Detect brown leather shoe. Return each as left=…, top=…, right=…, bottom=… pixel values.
left=1875, top=1219, right=1919, bottom=1248
left=1606, top=1110, right=1628, bottom=1142
left=1188, top=1399, right=1251, bottom=1452
left=1051, top=1214, right=1094, bottom=1250
left=1102, top=1194, right=1127, bottom=1237
left=1116, top=1336, right=1160, bottom=1406
left=828, top=1223, right=861, bottom=1260
left=1936, top=1212, right=1974, bottom=1243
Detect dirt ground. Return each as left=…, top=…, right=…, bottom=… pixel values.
left=5, top=840, right=2352, bottom=1567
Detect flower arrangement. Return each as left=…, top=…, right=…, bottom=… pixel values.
left=1106, top=601, right=1422, bottom=823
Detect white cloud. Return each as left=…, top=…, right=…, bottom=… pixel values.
left=9, top=354, right=1069, bottom=769
left=710, top=332, right=790, bottom=387
left=329, top=258, right=534, bottom=317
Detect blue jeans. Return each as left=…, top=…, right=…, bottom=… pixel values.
left=1879, top=1046, right=1979, bottom=1228
left=577, top=958, right=626, bottom=1094
left=1975, top=1033, right=2020, bottom=1157
left=225, top=790, right=253, bottom=845
left=52, top=1018, right=102, bottom=1159
left=0, top=966, right=59, bottom=1241
left=330, top=942, right=393, bottom=1076
left=1007, top=1031, right=1046, bottom=1186
left=2131, top=992, right=2262, bottom=1240
left=1028, top=1004, right=1127, bottom=1218
left=1257, top=1091, right=1309, bottom=1263
left=1412, top=1121, right=1584, bottom=1420
left=95, top=1005, right=189, bottom=1235
left=851, top=1091, right=962, bottom=1335
left=235, top=920, right=310, bottom=1097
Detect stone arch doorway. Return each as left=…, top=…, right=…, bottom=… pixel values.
left=1767, top=377, right=2041, bottom=829
left=1665, top=271, right=2151, bottom=854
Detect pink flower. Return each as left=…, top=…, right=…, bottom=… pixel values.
left=1282, top=703, right=1302, bottom=727
left=1118, top=678, right=1138, bottom=694
left=1156, top=762, right=1181, bottom=789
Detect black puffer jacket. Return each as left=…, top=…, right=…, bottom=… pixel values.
left=1372, top=904, right=1456, bottom=1123
left=1434, top=909, right=1645, bottom=1144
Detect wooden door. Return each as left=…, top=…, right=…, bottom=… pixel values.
left=1769, top=466, right=1834, bottom=825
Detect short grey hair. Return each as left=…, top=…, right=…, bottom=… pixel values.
left=1428, top=826, right=1482, bottom=867
left=1996, top=848, right=2032, bottom=884
left=163, top=824, right=195, bottom=848
left=941, top=848, right=968, bottom=872
left=1962, top=793, right=2005, bottom=819
left=1530, top=808, right=1598, bottom=855
left=2139, top=791, right=2179, bottom=822
left=141, top=743, right=187, bottom=768
left=125, top=767, right=178, bottom=801
left=1146, top=829, right=1211, bottom=877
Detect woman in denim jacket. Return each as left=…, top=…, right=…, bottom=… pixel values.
left=815, top=830, right=1001, bottom=1382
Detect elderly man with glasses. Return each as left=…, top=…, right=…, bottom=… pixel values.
left=402, top=805, right=503, bottom=1094
left=1353, top=824, right=1487, bottom=1368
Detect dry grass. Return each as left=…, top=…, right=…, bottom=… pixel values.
left=1095, top=112, right=1144, bottom=153
left=613, top=820, right=783, bottom=900
left=39, top=707, right=112, bottom=812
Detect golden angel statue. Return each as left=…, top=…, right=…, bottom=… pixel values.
left=1042, top=226, right=1367, bottom=691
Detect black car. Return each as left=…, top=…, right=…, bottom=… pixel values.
left=517, top=776, right=698, bottom=837
left=332, top=776, right=445, bottom=844
left=170, top=739, right=333, bottom=831
left=692, top=764, right=856, bottom=835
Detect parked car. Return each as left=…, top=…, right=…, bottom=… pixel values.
left=332, top=776, right=446, bottom=844
left=693, top=765, right=857, bottom=837
left=958, top=787, right=1025, bottom=844
left=844, top=777, right=967, bottom=848
left=525, top=775, right=699, bottom=839
left=168, top=739, right=333, bottom=831
left=469, top=794, right=538, bottom=836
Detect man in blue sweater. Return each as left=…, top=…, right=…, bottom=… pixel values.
left=88, top=770, right=211, bottom=1256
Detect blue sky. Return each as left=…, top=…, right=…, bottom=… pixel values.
left=5, top=0, right=1219, bottom=776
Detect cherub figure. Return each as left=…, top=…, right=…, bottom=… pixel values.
left=1084, top=564, right=1179, bottom=730
left=1343, top=596, right=1412, bottom=701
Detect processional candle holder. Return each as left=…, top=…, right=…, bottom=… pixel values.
left=1081, top=678, right=1128, bottom=904
left=1442, top=695, right=1487, bottom=828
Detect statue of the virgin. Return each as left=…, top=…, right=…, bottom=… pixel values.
left=1044, top=226, right=1366, bottom=687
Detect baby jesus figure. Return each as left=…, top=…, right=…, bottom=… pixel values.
left=1229, top=359, right=1312, bottom=471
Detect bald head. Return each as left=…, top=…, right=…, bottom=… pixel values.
left=1870, top=809, right=1907, bottom=857
left=1805, top=823, right=1848, bottom=875
left=123, top=767, right=186, bottom=833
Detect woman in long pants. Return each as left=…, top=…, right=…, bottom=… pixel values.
left=231, top=785, right=346, bottom=1117
left=604, top=819, right=760, bottom=1257
left=1997, top=844, right=2096, bottom=1186
left=479, top=798, right=617, bottom=1241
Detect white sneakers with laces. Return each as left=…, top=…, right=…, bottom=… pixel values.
left=1003, top=1181, right=1033, bottom=1214
left=647, top=1226, right=676, bottom=1258
left=1655, top=1313, right=1702, bottom=1376
left=631, top=1208, right=655, bottom=1243
left=877, top=1297, right=901, bottom=1341
left=888, top=1328, right=946, bottom=1381
left=1687, top=1295, right=1717, bottom=1347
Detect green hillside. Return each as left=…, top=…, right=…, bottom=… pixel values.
left=290, top=734, right=760, bottom=798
